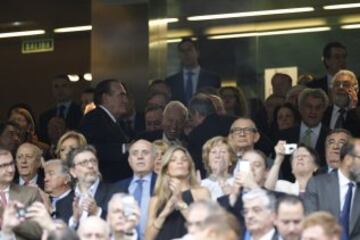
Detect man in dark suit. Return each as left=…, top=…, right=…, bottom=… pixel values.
left=0, top=148, right=43, bottom=240
left=43, top=159, right=73, bottom=223
left=39, top=74, right=82, bottom=143
left=14, top=143, right=44, bottom=189
left=305, top=139, right=360, bottom=240
left=166, top=38, right=221, bottom=105
left=317, top=129, right=351, bottom=175
left=67, top=145, right=112, bottom=228
left=277, top=88, right=330, bottom=181
left=187, top=94, right=236, bottom=176
left=112, top=139, right=157, bottom=240
left=322, top=70, right=360, bottom=137
left=307, top=42, right=347, bottom=95
left=80, top=79, right=131, bottom=182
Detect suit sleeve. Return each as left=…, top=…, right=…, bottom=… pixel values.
left=304, top=177, right=319, bottom=214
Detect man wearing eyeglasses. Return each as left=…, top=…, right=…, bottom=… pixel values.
left=305, top=139, right=360, bottom=240
left=317, top=129, right=351, bottom=174
left=67, top=145, right=112, bottom=228
left=0, top=147, right=43, bottom=240
left=322, top=70, right=360, bottom=137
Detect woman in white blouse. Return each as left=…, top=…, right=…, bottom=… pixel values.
left=201, top=136, right=237, bottom=200
left=265, top=141, right=319, bottom=195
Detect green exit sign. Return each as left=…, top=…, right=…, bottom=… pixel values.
left=22, top=38, right=54, bottom=54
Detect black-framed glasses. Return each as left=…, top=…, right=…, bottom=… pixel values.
left=0, top=161, right=15, bottom=169
left=74, top=158, right=98, bottom=167
left=230, top=127, right=257, bottom=135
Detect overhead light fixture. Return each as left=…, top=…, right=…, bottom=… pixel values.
left=67, top=74, right=80, bottom=82
left=0, top=29, right=45, bottom=39
left=208, top=26, right=331, bottom=40
left=187, top=7, right=314, bottom=21
left=323, top=2, right=360, bottom=10
left=166, top=38, right=183, bottom=43
left=54, top=25, right=92, bottom=33
left=164, top=18, right=179, bottom=23
left=341, top=23, right=360, bottom=29
left=83, top=73, right=93, bottom=81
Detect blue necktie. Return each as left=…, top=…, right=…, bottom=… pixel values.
left=133, top=179, right=143, bottom=240
left=340, top=182, right=354, bottom=240
left=185, top=71, right=194, bottom=103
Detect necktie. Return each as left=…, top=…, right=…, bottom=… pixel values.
left=340, top=182, right=354, bottom=240
left=134, top=179, right=144, bottom=207
left=335, top=108, right=346, bottom=129
left=58, top=105, right=66, bottom=119
left=185, top=71, right=194, bottom=103
left=0, top=191, right=7, bottom=207
left=302, top=128, right=313, bottom=147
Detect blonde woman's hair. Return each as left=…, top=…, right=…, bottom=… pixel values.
left=55, top=131, right=87, bottom=158
left=202, top=136, right=236, bottom=175
left=154, top=145, right=199, bottom=210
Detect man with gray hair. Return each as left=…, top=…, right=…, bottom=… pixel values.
left=322, top=70, right=360, bottom=137
left=138, top=101, right=188, bottom=146
left=242, top=188, right=278, bottom=240
left=277, top=88, right=330, bottom=180
left=78, top=216, right=110, bottom=240
left=44, top=159, right=73, bottom=223
left=15, top=142, right=44, bottom=188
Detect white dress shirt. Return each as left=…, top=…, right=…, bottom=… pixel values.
left=19, top=174, right=38, bottom=186
left=183, top=66, right=201, bottom=95
left=338, top=169, right=356, bottom=212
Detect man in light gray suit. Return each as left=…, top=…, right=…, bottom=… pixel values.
left=305, top=138, right=360, bottom=240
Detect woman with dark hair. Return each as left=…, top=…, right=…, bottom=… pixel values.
left=146, top=146, right=210, bottom=240
left=265, top=141, right=320, bottom=195
left=218, top=86, right=248, bottom=117
left=270, top=103, right=300, bottom=138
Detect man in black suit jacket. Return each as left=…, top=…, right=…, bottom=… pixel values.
left=166, top=38, right=221, bottom=105
left=277, top=88, right=330, bottom=181
left=14, top=143, right=44, bottom=189
left=80, top=79, right=131, bottom=182
left=67, top=145, right=112, bottom=227
left=305, top=140, right=360, bottom=240
left=38, top=74, right=82, bottom=143
left=111, top=139, right=157, bottom=240
left=307, top=42, right=347, bottom=95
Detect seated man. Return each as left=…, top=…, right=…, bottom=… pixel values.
left=43, top=159, right=73, bottom=223
left=77, top=216, right=110, bottom=240
left=107, top=193, right=140, bottom=240
left=302, top=212, right=341, bottom=240
left=0, top=147, right=43, bottom=240
left=68, top=145, right=112, bottom=228
left=15, top=142, right=44, bottom=189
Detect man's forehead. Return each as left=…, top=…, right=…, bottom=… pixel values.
left=0, top=153, right=13, bottom=163
left=328, top=132, right=349, bottom=141
left=74, top=151, right=96, bottom=160
left=233, top=119, right=254, bottom=128
left=131, top=140, right=151, bottom=151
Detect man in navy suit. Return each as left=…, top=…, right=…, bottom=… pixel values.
left=307, top=42, right=347, bottom=95
left=112, top=139, right=157, bottom=240
left=67, top=145, right=112, bottom=228
left=80, top=79, right=131, bottom=182
left=39, top=74, right=82, bottom=143
left=277, top=88, right=330, bottom=181
left=166, top=38, right=221, bottom=105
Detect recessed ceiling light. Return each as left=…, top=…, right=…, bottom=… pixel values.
left=0, top=30, right=45, bottom=39
left=54, top=25, right=92, bottom=33
left=323, top=3, right=360, bottom=10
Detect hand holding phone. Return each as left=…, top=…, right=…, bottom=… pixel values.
left=284, top=144, right=297, bottom=155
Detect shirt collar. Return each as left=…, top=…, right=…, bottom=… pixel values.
left=162, top=132, right=182, bottom=146
left=75, top=177, right=100, bottom=197
left=300, top=121, right=322, bottom=135
left=98, top=105, right=117, bottom=123
left=132, top=172, right=152, bottom=183
left=183, top=66, right=200, bottom=75
left=1, top=185, right=10, bottom=193
left=53, top=189, right=72, bottom=201
left=19, top=174, right=38, bottom=185
left=338, top=168, right=356, bottom=188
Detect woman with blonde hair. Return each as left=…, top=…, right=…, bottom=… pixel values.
left=152, top=140, right=170, bottom=174
left=146, top=146, right=210, bottom=240
left=201, top=136, right=236, bottom=200
left=55, top=131, right=87, bottom=161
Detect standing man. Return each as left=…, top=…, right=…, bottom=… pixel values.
left=305, top=139, right=360, bottom=240
left=307, top=42, right=347, bottom=95
left=39, top=74, right=82, bottom=143
left=0, top=147, right=42, bottom=240
left=166, top=38, right=221, bottom=105
left=80, top=79, right=131, bottom=182
left=112, top=139, right=157, bottom=240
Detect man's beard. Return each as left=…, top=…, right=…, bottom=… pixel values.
left=334, top=92, right=350, bottom=108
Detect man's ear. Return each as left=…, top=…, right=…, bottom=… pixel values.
left=254, top=132, right=260, bottom=143
left=69, top=168, right=76, bottom=179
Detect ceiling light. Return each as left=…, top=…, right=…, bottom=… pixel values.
left=166, top=38, right=183, bottom=43
left=67, top=74, right=80, bottom=82
left=54, top=25, right=92, bottom=33
left=83, top=73, right=93, bottom=81
left=341, top=23, right=360, bottom=29
left=323, top=3, right=360, bottom=10
left=0, top=29, right=45, bottom=39
left=187, top=7, right=314, bottom=21
left=208, top=27, right=331, bottom=40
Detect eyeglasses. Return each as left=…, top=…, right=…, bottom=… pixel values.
left=230, top=127, right=257, bottom=135
left=74, top=158, right=98, bottom=167
left=333, top=81, right=357, bottom=89
left=0, top=161, right=15, bottom=169
left=326, top=139, right=346, bottom=148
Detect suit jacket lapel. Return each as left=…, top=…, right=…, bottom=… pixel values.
left=350, top=184, right=360, bottom=233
